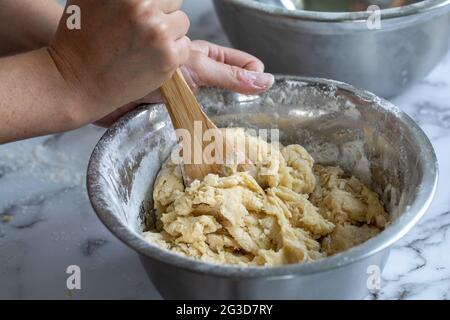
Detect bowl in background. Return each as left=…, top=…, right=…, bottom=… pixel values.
left=213, top=0, right=450, bottom=97
left=87, top=76, right=438, bottom=299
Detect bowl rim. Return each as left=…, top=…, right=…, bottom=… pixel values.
left=215, top=0, right=450, bottom=22
left=87, top=75, right=438, bottom=279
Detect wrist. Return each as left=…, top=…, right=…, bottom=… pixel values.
left=0, top=48, right=98, bottom=143
left=45, top=45, right=101, bottom=128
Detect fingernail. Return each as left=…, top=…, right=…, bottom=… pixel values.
left=247, top=71, right=275, bottom=90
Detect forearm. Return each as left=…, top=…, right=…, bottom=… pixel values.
left=0, top=49, right=91, bottom=143
left=0, top=0, right=63, bottom=57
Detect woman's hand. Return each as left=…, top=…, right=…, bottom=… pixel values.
left=0, top=1, right=273, bottom=143
left=49, top=0, right=191, bottom=126
left=183, top=40, right=274, bottom=95
left=95, top=40, right=274, bottom=127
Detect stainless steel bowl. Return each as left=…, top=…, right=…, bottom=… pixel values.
left=87, top=76, right=438, bottom=299
left=213, top=0, right=450, bottom=97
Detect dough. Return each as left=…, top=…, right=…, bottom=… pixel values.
left=143, top=129, right=388, bottom=266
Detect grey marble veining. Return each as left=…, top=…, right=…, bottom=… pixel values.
left=1, top=0, right=449, bottom=299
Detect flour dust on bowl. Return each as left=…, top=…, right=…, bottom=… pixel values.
left=213, top=0, right=450, bottom=97
left=87, top=76, right=438, bottom=299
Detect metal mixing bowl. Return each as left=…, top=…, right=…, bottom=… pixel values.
left=213, top=0, right=450, bottom=97
left=87, top=76, right=438, bottom=299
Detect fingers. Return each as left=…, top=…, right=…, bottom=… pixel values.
left=129, top=0, right=182, bottom=14
left=184, top=51, right=274, bottom=95
left=180, top=65, right=200, bottom=94
left=190, top=40, right=265, bottom=72
left=137, top=2, right=190, bottom=70
left=133, top=1, right=189, bottom=42
left=174, top=36, right=191, bottom=65
left=159, top=0, right=183, bottom=13
left=94, top=102, right=139, bottom=128
left=139, top=91, right=164, bottom=103
left=165, top=10, right=190, bottom=40
left=94, top=91, right=164, bottom=127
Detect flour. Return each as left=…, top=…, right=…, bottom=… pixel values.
left=0, top=131, right=98, bottom=187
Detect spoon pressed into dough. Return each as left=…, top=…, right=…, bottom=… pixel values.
left=160, top=69, right=252, bottom=186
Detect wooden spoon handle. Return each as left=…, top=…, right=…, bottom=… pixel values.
left=160, top=69, right=221, bottom=183
left=160, top=69, right=215, bottom=132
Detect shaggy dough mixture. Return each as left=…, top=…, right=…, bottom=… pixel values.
left=143, top=129, right=388, bottom=266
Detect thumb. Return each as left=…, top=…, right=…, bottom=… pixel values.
left=184, top=51, right=274, bottom=95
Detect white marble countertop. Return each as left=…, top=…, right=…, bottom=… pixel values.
left=1, top=0, right=449, bottom=300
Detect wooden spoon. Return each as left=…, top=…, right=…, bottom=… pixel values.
left=160, top=69, right=252, bottom=185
